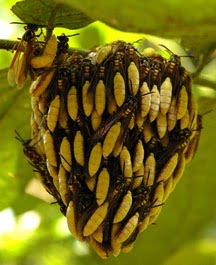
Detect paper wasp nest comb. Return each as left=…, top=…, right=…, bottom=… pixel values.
left=12, top=35, right=201, bottom=258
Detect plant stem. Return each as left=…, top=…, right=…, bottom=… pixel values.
left=0, top=39, right=18, bottom=51
left=194, top=77, right=216, bottom=90
left=0, top=38, right=89, bottom=55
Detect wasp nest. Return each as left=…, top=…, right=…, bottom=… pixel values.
left=13, top=35, right=201, bottom=258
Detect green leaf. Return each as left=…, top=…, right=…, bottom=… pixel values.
left=0, top=70, right=33, bottom=211
left=162, top=240, right=216, bottom=265
left=63, top=0, right=216, bottom=50
left=11, top=0, right=94, bottom=29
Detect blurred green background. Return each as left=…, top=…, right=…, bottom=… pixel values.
left=0, top=1, right=216, bottom=265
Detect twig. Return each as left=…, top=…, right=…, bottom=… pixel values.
left=0, top=39, right=18, bottom=51
left=194, top=77, right=216, bottom=90
left=46, top=4, right=58, bottom=41
left=192, top=44, right=216, bottom=79
left=0, top=38, right=89, bottom=55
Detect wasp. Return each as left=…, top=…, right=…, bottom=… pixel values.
left=8, top=23, right=43, bottom=88
left=160, top=45, right=193, bottom=91
left=102, top=162, right=136, bottom=246
left=111, top=51, right=125, bottom=73
left=170, top=126, right=192, bottom=151
left=56, top=65, right=72, bottom=91
left=139, top=56, right=151, bottom=82
left=148, top=59, right=163, bottom=87
left=68, top=174, right=98, bottom=237
left=67, top=174, right=96, bottom=241
left=125, top=43, right=141, bottom=62
left=15, top=130, right=45, bottom=168
left=80, top=58, right=95, bottom=82
left=15, top=131, right=60, bottom=198
left=91, top=96, right=138, bottom=142
left=156, top=118, right=196, bottom=170
left=160, top=45, right=182, bottom=76
left=132, top=184, right=153, bottom=211
left=185, top=113, right=204, bottom=163
left=57, top=33, right=79, bottom=55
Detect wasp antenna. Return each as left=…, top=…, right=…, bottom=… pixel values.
left=200, top=109, right=213, bottom=116
left=177, top=55, right=194, bottom=59
left=28, top=161, right=38, bottom=169
left=10, top=22, right=25, bottom=25
left=159, top=44, right=174, bottom=55
left=140, top=91, right=153, bottom=98
left=59, top=153, right=72, bottom=168
left=132, top=38, right=143, bottom=44
left=14, top=129, right=25, bottom=142
left=128, top=79, right=133, bottom=95
left=51, top=200, right=60, bottom=205
left=146, top=170, right=151, bottom=187
left=151, top=202, right=164, bottom=209
left=132, top=174, right=143, bottom=180
left=189, top=114, right=196, bottom=131
left=33, top=168, right=40, bottom=173
left=66, top=33, right=80, bottom=37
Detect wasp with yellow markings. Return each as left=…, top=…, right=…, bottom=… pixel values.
left=112, top=51, right=125, bottom=73
left=156, top=117, right=196, bottom=170
left=80, top=58, right=95, bottom=82
left=91, top=96, right=138, bottom=142
left=15, top=130, right=45, bottom=168
left=67, top=174, right=96, bottom=239
left=185, top=113, right=203, bottom=163
left=57, top=33, right=79, bottom=55
left=8, top=23, right=44, bottom=88
left=139, top=56, right=151, bottom=82
left=148, top=59, right=164, bottom=87
left=56, top=66, right=72, bottom=92
left=160, top=44, right=192, bottom=92
left=160, top=45, right=182, bottom=76
left=15, top=130, right=63, bottom=202
left=125, top=43, right=141, bottom=62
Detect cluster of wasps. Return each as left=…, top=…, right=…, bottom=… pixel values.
left=8, top=23, right=201, bottom=258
